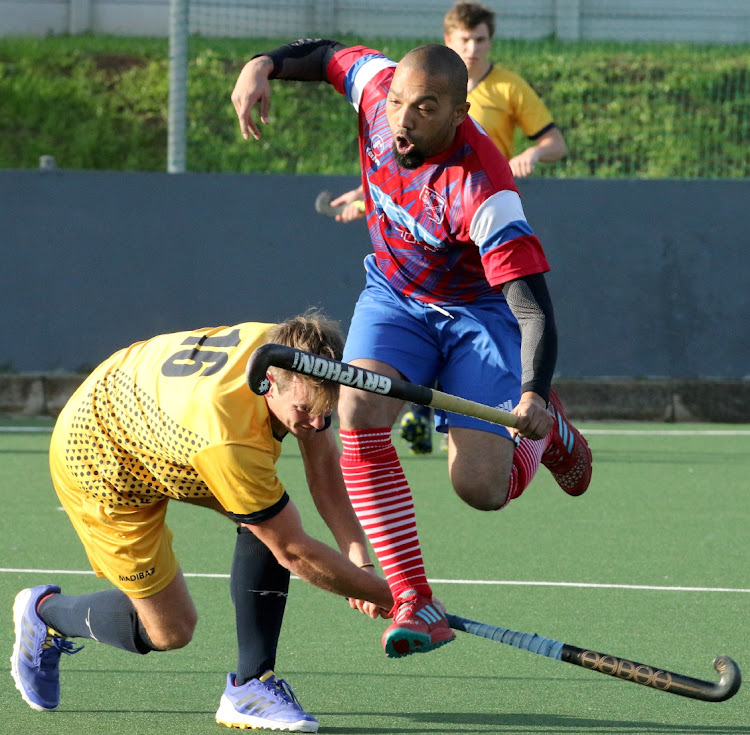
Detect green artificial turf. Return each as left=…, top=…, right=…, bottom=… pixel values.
left=1, top=422, right=748, bottom=734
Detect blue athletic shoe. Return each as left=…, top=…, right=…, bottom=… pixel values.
left=10, top=585, right=83, bottom=711
left=216, top=671, right=319, bottom=732
left=399, top=410, right=432, bottom=454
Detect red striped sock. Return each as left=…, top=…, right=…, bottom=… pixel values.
left=504, top=435, right=550, bottom=507
left=340, top=428, right=431, bottom=598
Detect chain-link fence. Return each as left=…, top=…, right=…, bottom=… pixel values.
left=185, top=0, right=750, bottom=44
left=167, top=1, right=750, bottom=178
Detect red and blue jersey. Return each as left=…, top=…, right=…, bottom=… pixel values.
left=327, top=46, right=550, bottom=306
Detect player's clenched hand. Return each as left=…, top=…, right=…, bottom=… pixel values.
left=348, top=597, right=391, bottom=619
left=335, top=202, right=366, bottom=223
left=509, top=391, right=554, bottom=440
left=509, top=148, right=537, bottom=178
left=231, top=56, right=274, bottom=141
left=347, top=565, right=392, bottom=618
left=331, top=187, right=367, bottom=223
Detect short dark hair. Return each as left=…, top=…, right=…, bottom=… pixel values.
left=401, top=44, right=469, bottom=105
left=443, top=2, right=496, bottom=38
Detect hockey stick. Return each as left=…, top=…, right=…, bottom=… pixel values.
left=246, top=343, right=518, bottom=429
left=248, top=343, right=740, bottom=701
left=446, top=613, right=741, bottom=703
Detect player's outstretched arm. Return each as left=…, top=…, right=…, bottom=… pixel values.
left=232, top=39, right=347, bottom=140
left=245, top=501, right=393, bottom=611
left=297, top=429, right=389, bottom=618
left=297, top=429, right=373, bottom=569
left=231, top=56, right=274, bottom=140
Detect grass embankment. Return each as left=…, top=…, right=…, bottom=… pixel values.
left=1, top=35, right=748, bottom=177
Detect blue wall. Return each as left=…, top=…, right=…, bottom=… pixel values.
left=2, top=170, right=748, bottom=378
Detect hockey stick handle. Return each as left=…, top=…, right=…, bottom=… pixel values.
left=446, top=613, right=741, bottom=702
left=246, top=343, right=518, bottom=429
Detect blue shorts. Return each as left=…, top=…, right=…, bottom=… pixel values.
left=343, top=255, right=522, bottom=438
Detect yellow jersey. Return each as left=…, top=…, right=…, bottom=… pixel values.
left=54, top=322, right=286, bottom=519
left=467, top=65, right=555, bottom=160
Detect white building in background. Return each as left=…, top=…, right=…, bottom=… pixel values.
left=1, top=0, right=749, bottom=43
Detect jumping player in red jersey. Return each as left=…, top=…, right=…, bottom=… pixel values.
left=232, top=40, right=592, bottom=659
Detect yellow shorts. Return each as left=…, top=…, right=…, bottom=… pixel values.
left=49, top=426, right=179, bottom=599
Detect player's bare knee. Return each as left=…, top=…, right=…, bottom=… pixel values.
left=150, top=627, right=194, bottom=651
left=451, top=476, right=509, bottom=511
left=450, top=459, right=511, bottom=510
left=146, top=612, right=197, bottom=650
left=338, top=388, right=402, bottom=429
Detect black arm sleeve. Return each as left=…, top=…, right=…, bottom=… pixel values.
left=252, top=38, right=347, bottom=82
left=501, top=273, right=557, bottom=403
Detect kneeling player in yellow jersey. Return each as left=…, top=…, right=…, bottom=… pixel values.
left=11, top=311, right=392, bottom=733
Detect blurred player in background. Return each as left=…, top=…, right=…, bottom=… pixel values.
left=328, top=0, right=569, bottom=454
left=11, top=312, right=391, bottom=733
left=232, top=38, right=591, bottom=660
left=445, top=1, right=568, bottom=175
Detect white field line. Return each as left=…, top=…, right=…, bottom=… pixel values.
left=2, top=426, right=750, bottom=436
left=427, top=579, right=750, bottom=593
left=3, top=427, right=747, bottom=589
left=581, top=428, right=750, bottom=436
left=1, top=567, right=748, bottom=594
left=0, top=426, right=53, bottom=432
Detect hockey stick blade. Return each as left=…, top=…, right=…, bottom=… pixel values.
left=315, top=190, right=346, bottom=218
left=246, top=343, right=517, bottom=429
left=446, top=613, right=741, bottom=702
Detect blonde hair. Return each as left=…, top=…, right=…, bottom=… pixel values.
left=443, top=2, right=496, bottom=38
left=264, top=309, right=345, bottom=417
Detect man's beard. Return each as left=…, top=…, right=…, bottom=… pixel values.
left=392, top=142, right=425, bottom=170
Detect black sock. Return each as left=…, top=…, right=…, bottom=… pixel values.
left=232, top=525, right=290, bottom=685
left=38, top=588, right=157, bottom=654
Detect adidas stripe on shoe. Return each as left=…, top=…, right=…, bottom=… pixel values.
left=10, top=585, right=83, bottom=712
left=382, top=589, right=455, bottom=658
left=216, top=671, right=319, bottom=732
left=541, top=388, right=593, bottom=496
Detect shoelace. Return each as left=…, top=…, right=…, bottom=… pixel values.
left=43, top=634, right=84, bottom=658
left=542, top=441, right=567, bottom=466
left=273, top=677, right=302, bottom=707
left=394, top=595, right=424, bottom=623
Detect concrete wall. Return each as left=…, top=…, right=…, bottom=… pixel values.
left=2, top=170, right=748, bottom=385
left=5, top=373, right=750, bottom=422
left=2, top=0, right=749, bottom=43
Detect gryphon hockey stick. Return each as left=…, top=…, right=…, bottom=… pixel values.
left=446, top=613, right=741, bottom=703
left=245, top=343, right=518, bottom=429
left=247, top=344, right=740, bottom=701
